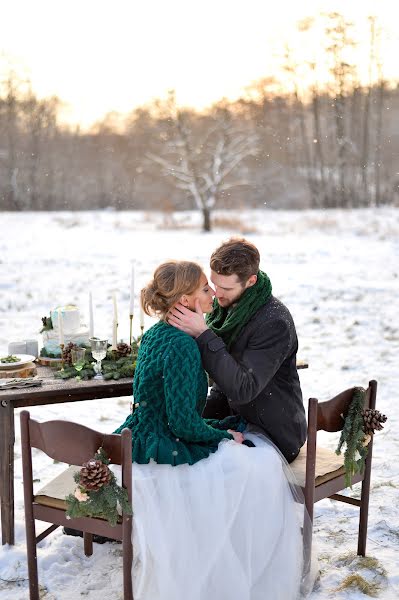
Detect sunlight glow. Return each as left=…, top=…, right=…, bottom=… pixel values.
left=0, top=0, right=397, bottom=128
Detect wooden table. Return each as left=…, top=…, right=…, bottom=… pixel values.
left=0, top=360, right=308, bottom=546
left=0, top=366, right=133, bottom=545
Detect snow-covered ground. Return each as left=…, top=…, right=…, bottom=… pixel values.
left=0, top=208, right=398, bottom=599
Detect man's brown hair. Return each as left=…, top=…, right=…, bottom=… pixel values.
left=210, top=238, right=260, bottom=283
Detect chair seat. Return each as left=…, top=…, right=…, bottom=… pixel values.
left=35, top=465, right=80, bottom=511
left=35, top=446, right=346, bottom=507
left=290, top=444, right=345, bottom=488
left=35, top=466, right=124, bottom=523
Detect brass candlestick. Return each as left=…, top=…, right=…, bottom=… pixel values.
left=129, top=314, right=134, bottom=347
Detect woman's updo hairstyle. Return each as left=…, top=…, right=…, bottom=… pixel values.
left=141, top=261, right=203, bottom=319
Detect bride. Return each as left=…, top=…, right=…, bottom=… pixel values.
left=114, top=260, right=315, bottom=600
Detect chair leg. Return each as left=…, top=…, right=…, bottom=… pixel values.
left=357, top=478, right=371, bottom=556
left=123, top=516, right=133, bottom=600
left=302, top=505, right=313, bottom=580
left=83, top=532, right=93, bottom=557
left=25, top=516, right=39, bottom=600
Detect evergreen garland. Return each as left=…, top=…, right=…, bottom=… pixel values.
left=55, top=340, right=139, bottom=380
left=65, top=447, right=132, bottom=526
left=336, top=387, right=369, bottom=487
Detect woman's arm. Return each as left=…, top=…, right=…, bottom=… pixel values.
left=163, top=341, right=234, bottom=445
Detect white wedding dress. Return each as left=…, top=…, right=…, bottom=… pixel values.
left=124, top=431, right=317, bottom=600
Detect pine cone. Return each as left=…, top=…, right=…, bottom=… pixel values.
left=79, top=459, right=111, bottom=491
left=362, top=408, right=387, bottom=435
left=116, top=342, right=132, bottom=357
left=62, top=342, right=79, bottom=365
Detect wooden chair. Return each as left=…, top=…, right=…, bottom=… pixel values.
left=20, top=410, right=133, bottom=600
left=290, top=379, right=377, bottom=557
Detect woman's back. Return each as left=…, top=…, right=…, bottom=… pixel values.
left=115, top=320, right=232, bottom=465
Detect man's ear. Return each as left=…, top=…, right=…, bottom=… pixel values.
left=246, top=274, right=257, bottom=288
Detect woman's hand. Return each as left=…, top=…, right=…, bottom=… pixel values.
left=168, top=300, right=209, bottom=338
left=228, top=429, right=244, bottom=444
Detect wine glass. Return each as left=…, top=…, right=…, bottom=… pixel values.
left=89, top=338, right=108, bottom=380
left=71, top=348, right=86, bottom=380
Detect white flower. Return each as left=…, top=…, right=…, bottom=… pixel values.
left=74, top=487, right=89, bottom=502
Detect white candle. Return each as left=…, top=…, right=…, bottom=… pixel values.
left=112, top=318, right=117, bottom=349
left=58, top=310, right=64, bottom=345
left=89, top=292, right=94, bottom=338
left=113, top=292, right=118, bottom=323
left=140, top=304, right=145, bottom=328
left=129, top=262, right=135, bottom=316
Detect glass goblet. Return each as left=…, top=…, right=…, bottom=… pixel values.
left=89, top=338, right=108, bottom=380
left=71, top=348, right=86, bottom=380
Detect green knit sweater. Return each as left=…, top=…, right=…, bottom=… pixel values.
left=114, top=321, right=234, bottom=466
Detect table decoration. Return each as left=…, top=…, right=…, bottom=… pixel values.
left=40, top=306, right=91, bottom=357
left=65, top=447, right=132, bottom=526
left=129, top=262, right=135, bottom=345
left=336, top=387, right=388, bottom=487
left=90, top=338, right=108, bottom=379
left=71, top=347, right=86, bottom=380
left=36, top=355, right=63, bottom=367
left=89, top=292, right=94, bottom=338
left=1, top=355, right=20, bottom=364
left=25, top=339, right=39, bottom=358
left=54, top=340, right=139, bottom=381
left=0, top=354, right=36, bottom=369
left=0, top=377, right=43, bottom=390
left=8, top=341, right=28, bottom=355
left=0, top=355, right=37, bottom=379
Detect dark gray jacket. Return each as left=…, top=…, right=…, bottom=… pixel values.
left=196, top=295, right=307, bottom=463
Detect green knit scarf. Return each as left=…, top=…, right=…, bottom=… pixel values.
left=206, top=270, right=272, bottom=349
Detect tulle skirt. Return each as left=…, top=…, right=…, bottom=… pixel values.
left=128, top=432, right=316, bottom=600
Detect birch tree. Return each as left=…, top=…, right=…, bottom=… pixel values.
left=148, top=94, right=259, bottom=231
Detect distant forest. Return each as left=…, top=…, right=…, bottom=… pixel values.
left=1, top=13, right=398, bottom=228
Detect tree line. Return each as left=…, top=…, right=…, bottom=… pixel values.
left=0, top=12, right=398, bottom=230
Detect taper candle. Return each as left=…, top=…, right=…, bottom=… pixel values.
left=140, top=304, right=145, bottom=328
left=112, top=318, right=117, bottom=349
left=129, top=262, right=135, bottom=316
left=113, top=292, right=118, bottom=323
left=58, top=310, right=64, bottom=345
left=89, top=292, right=94, bottom=338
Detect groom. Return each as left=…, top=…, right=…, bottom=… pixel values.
left=168, top=237, right=307, bottom=463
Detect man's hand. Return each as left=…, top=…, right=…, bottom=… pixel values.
left=167, top=299, right=209, bottom=338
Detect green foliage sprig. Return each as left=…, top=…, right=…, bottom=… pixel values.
left=336, top=387, right=368, bottom=487
left=40, top=315, right=53, bottom=333
left=65, top=447, right=132, bottom=527
left=0, top=355, right=20, bottom=364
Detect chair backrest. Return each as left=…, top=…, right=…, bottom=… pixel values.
left=309, top=380, right=377, bottom=434
left=20, top=410, right=132, bottom=500
left=304, top=380, right=377, bottom=503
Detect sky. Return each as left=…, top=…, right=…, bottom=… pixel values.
left=0, top=0, right=398, bottom=129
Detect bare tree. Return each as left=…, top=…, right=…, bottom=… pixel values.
left=0, top=71, right=21, bottom=209
left=325, top=12, right=357, bottom=207
left=282, top=41, right=317, bottom=206
left=148, top=93, right=259, bottom=231
left=360, top=16, right=376, bottom=203
left=374, top=25, right=385, bottom=207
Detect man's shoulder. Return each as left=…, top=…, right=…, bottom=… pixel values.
left=255, top=295, right=294, bottom=321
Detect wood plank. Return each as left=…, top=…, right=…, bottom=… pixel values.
left=0, top=362, right=37, bottom=379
